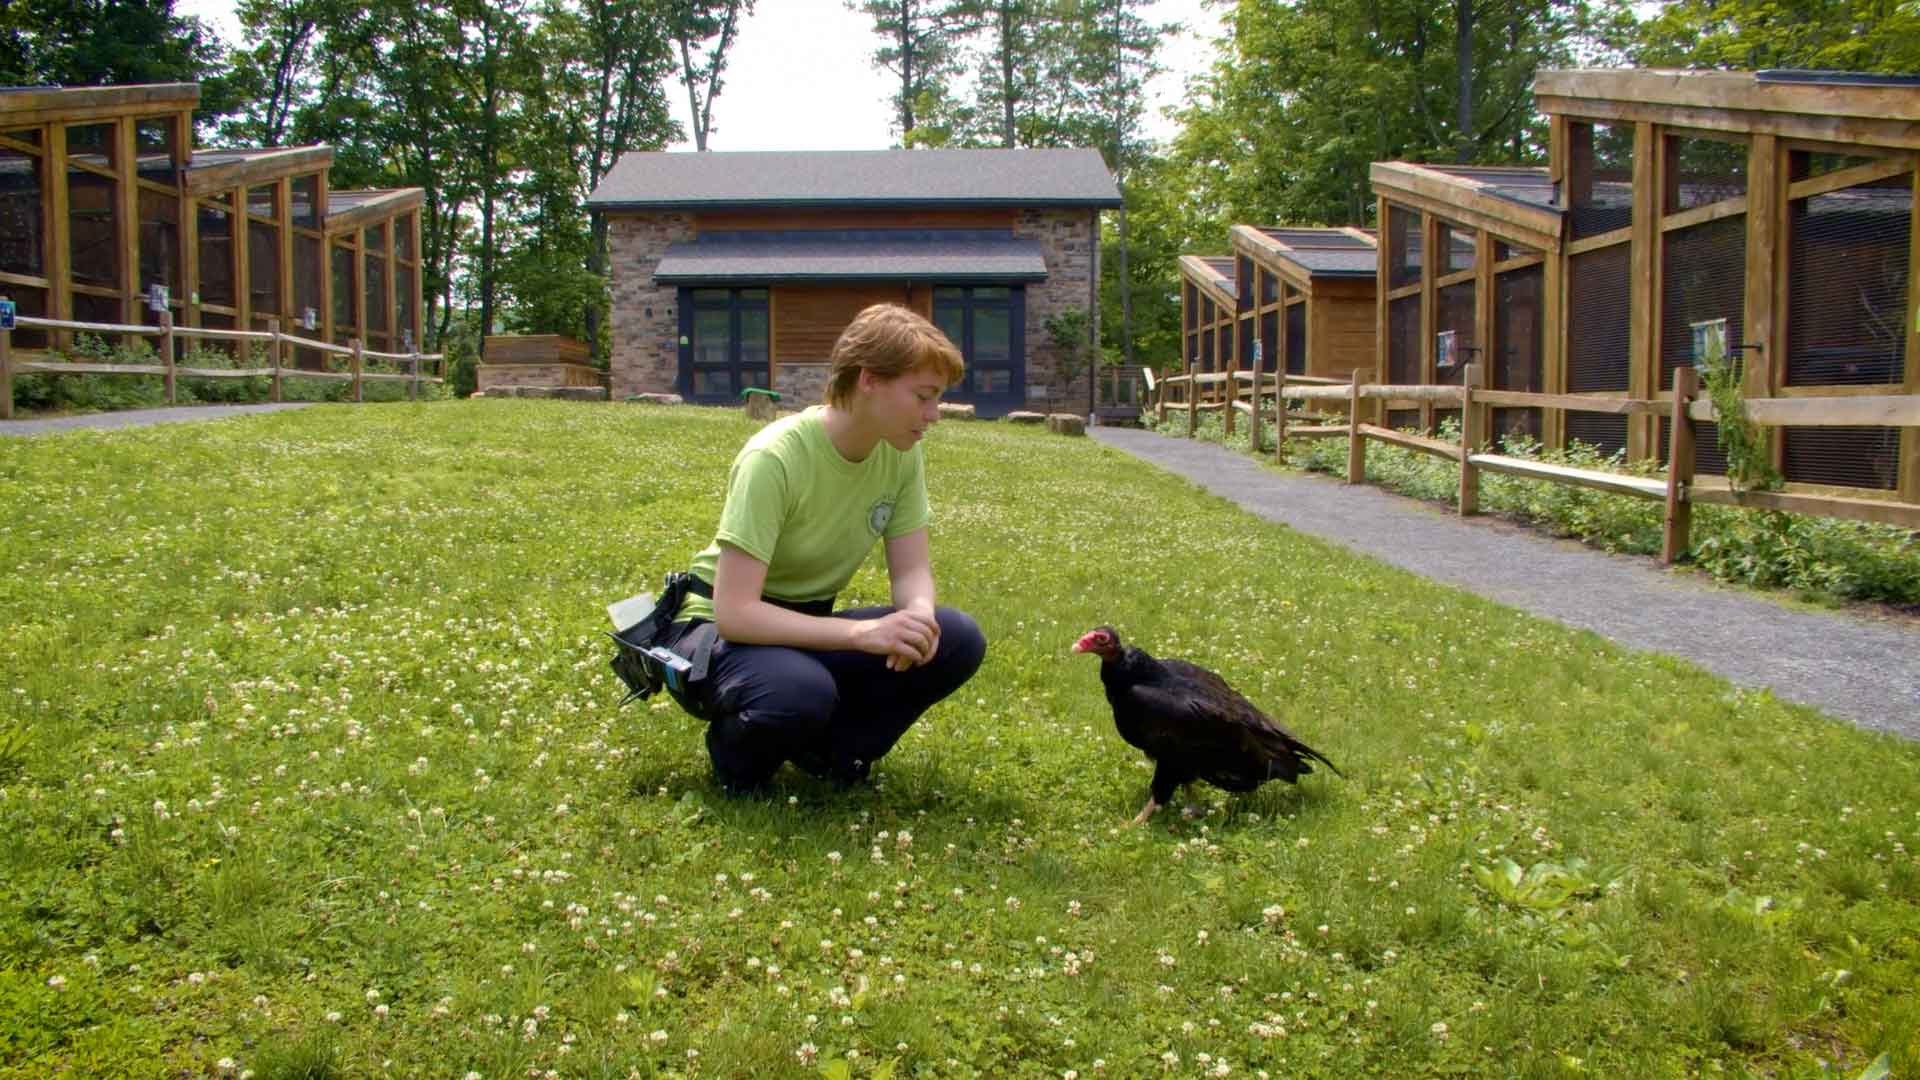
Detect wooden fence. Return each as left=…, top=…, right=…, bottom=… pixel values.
left=1154, top=364, right=1920, bottom=561
left=0, top=312, right=446, bottom=420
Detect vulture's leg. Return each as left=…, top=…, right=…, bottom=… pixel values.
left=1128, top=763, right=1182, bottom=826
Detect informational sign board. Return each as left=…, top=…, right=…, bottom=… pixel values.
left=303, top=307, right=318, bottom=331
left=1690, top=318, right=1728, bottom=365
left=147, top=283, right=169, bottom=312
left=0, top=298, right=15, bottom=331
left=1436, top=330, right=1458, bottom=370
left=1252, top=338, right=1263, bottom=367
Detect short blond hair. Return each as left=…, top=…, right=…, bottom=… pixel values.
left=824, top=304, right=965, bottom=408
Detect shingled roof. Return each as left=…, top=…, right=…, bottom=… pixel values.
left=587, top=148, right=1122, bottom=210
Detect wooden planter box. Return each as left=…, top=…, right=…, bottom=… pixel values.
left=479, top=335, right=604, bottom=390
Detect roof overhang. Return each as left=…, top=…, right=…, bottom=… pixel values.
left=0, top=82, right=198, bottom=125
left=185, top=146, right=334, bottom=195
left=1369, top=162, right=1565, bottom=254
left=597, top=197, right=1118, bottom=212
left=1535, top=68, right=1920, bottom=151
left=326, top=189, right=425, bottom=233
left=1177, top=255, right=1237, bottom=308
left=1228, top=224, right=1378, bottom=292
left=652, top=234, right=1049, bottom=285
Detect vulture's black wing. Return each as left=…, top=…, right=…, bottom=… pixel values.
left=1133, top=658, right=1345, bottom=785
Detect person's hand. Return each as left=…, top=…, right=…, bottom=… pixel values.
left=852, top=608, right=941, bottom=671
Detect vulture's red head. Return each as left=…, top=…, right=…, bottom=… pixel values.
left=1071, top=625, right=1123, bottom=660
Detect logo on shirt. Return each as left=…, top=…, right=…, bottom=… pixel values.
left=867, top=498, right=894, bottom=536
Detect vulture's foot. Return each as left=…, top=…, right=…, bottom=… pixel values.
left=1128, top=798, right=1162, bottom=826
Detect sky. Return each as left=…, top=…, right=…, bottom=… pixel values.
left=176, top=0, right=1226, bottom=153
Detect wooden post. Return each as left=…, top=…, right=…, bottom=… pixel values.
left=1458, top=362, right=1483, bottom=516
left=351, top=338, right=363, bottom=403
left=1, top=325, right=13, bottom=421
left=1186, top=377, right=1196, bottom=439
left=1273, top=376, right=1289, bottom=465
left=1248, top=371, right=1263, bottom=454
left=267, top=317, right=283, bottom=403
left=1662, top=365, right=1698, bottom=565
left=1346, top=367, right=1370, bottom=485
left=160, top=309, right=176, bottom=405
left=409, top=349, right=419, bottom=402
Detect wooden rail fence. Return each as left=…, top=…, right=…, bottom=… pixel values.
left=1152, top=363, right=1920, bottom=561
left=0, top=313, right=446, bottom=420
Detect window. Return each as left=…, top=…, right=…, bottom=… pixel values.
left=934, top=285, right=1022, bottom=411
left=681, top=287, right=769, bottom=402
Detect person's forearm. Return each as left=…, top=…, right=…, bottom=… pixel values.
left=890, top=562, right=936, bottom=615
left=714, top=598, right=859, bottom=650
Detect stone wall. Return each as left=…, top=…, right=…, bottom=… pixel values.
left=776, top=362, right=830, bottom=406
left=1016, top=208, right=1100, bottom=415
left=606, top=212, right=693, bottom=400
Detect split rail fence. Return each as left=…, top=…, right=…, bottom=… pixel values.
left=0, top=313, right=446, bottom=420
left=1153, top=364, right=1920, bottom=562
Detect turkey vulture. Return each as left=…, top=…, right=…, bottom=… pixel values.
left=1072, top=625, right=1344, bottom=824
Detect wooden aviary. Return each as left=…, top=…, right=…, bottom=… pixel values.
left=1370, top=67, right=1919, bottom=504
left=0, top=83, right=426, bottom=371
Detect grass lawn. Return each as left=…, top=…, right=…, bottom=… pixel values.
left=2, top=400, right=1917, bottom=1079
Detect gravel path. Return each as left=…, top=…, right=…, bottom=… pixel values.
left=0, top=402, right=313, bottom=436
left=1092, top=426, right=1920, bottom=740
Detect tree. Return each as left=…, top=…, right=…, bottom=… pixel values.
left=854, top=0, right=980, bottom=139
left=1075, top=0, right=1163, bottom=368
left=668, top=0, right=750, bottom=151
left=1627, top=0, right=1920, bottom=73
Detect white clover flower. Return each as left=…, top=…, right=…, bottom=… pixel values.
left=45, top=975, right=65, bottom=989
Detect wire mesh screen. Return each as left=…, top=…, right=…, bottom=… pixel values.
left=1388, top=204, right=1422, bottom=289
left=1787, top=174, right=1909, bottom=387
left=1572, top=123, right=1636, bottom=240
left=1565, top=412, right=1628, bottom=459
left=1387, top=408, right=1421, bottom=431
left=1239, top=315, right=1256, bottom=369
left=1668, top=135, right=1748, bottom=211
left=1433, top=407, right=1462, bottom=433
left=1658, top=416, right=1728, bottom=476
left=1783, top=426, right=1900, bottom=490
left=1437, top=222, right=1476, bottom=275
left=1388, top=295, right=1421, bottom=385
left=1660, top=213, right=1746, bottom=390
left=1494, top=264, right=1543, bottom=392
left=1285, top=302, right=1306, bottom=376
left=1435, top=282, right=1475, bottom=385
left=1260, top=310, right=1279, bottom=374
left=1492, top=408, right=1542, bottom=445
left=1568, top=243, right=1631, bottom=392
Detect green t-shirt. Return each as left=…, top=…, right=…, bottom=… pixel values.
left=679, top=406, right=930, bottom=624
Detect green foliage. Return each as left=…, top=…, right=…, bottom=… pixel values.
left=1694, top=336, right=1781, bottom=494
left=2, top=401, right=1919, bottom=1076
left=1628, top=0, right=1920, bottom=74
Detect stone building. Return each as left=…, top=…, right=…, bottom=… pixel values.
left=586, top=148, right=1121, bottom=417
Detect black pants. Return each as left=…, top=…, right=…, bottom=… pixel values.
left=658, top=606, right=987, bottom=792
